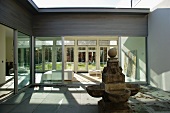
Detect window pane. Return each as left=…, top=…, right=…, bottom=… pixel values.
left=99, top=40, right=117, bottom=45
left=64, top=40, right=75, bottom=45
left=78, top=40, right=96, bottom=45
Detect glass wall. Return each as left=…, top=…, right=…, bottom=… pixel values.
left=17, top=32, right=30, bottom=89
left=120, top=37, right=146, bottom=83
left=34, top=36, right=120, bottom=84
left=35, top=37, right=63, bottom=84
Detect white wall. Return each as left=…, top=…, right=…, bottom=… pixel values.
left=0, top=25, right=6, bottom=84
left=148, top=8, right=170, bottom=91
left=6, top=37, right=13, bottom=62
left=121, top=37, right=146, bottom=81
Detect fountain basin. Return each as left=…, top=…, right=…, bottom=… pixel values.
left=126, top=83, right=140, bottom=96
left=86, top=85, right=104, bottom=98
left=105, top=89, right=131, bottom=103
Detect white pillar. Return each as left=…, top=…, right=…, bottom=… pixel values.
left=96, top=38, right=100, bottom=70
left=74, top=39, right=78, bottom=73
left=0, top=26, right=6, bottom=84
left=52, top=39, right=56, bottom=70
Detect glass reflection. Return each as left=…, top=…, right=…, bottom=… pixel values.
left=17, top=32, right=30, bottom=89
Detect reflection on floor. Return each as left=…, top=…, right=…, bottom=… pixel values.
left=35, top=72, right=102, bottom=84
left=0, top=74, right=30, bottom=101
left=0, top=76, right=14, bottom=101
left=36, top=72, right=145, bottom=84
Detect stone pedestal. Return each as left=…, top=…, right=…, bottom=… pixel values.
left=98, top=99, right=132, bottom=113
left=86, top=48, right=140, bottom=113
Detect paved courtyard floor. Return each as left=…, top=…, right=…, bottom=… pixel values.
left=0, top=84, right=170, bottom=113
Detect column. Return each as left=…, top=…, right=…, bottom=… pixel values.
left=74, top=39, right=78, bottom=73
left=0, top=26, right=6, bottom=84
left=14, top=30, right=18, bottom=94
left=52, top=39, right=56, bottom=70
left=30, top=36, right=35, bottom=84
left=96, top=39, right=100, bottom=70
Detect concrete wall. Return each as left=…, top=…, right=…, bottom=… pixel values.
left=148, top=8, right=170, bottom=91
left=121, top=37, right=146, bottom=81
left=0, top=25, right=6, bottom=84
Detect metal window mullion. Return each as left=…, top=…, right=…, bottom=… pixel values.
left=30, top=36, right=35, bottom=84
left=13, top=30, right=18, bottom=94
left=62, top=36, right=65, bottom=84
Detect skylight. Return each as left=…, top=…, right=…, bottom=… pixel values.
left=32, top=0, right=132, bottom=8
left=31, top=0, right=164, bottom=9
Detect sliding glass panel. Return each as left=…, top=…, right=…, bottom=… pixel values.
left=35, top=37, right=63, bottom=84
left=121, top=36, right=146, bottom=83
left=17, top=32, right=30, bottom=89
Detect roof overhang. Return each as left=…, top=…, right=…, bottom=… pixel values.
left=38, top=8, right=150, bottom=14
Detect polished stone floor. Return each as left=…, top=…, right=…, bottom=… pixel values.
left=0, top=84, right=170, bottom=113
left=0, top=72, right=142, bottom=101
left=0, top=73, right=170, bottom=113
left=0, top=85, right=100, bottom=113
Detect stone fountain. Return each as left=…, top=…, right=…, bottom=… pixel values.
left=86, top=48, right=140, bottom=113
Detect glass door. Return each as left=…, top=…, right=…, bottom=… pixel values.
left=35, top=37, right=63, bottom=84
left=44, top=46, right=52, bottom=71
left=35, top=47, right=42, bottom=72
left=56, top=46, right=62, bottom=70
left=65, top=47, right=74, bottom=70
left=78, top=47, right=87, bottom=71
left=88, top=47, right=96, bottom=70
left=77, top=47, right=97, bottom=72
left=17, top=32, right=30, bottom=89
